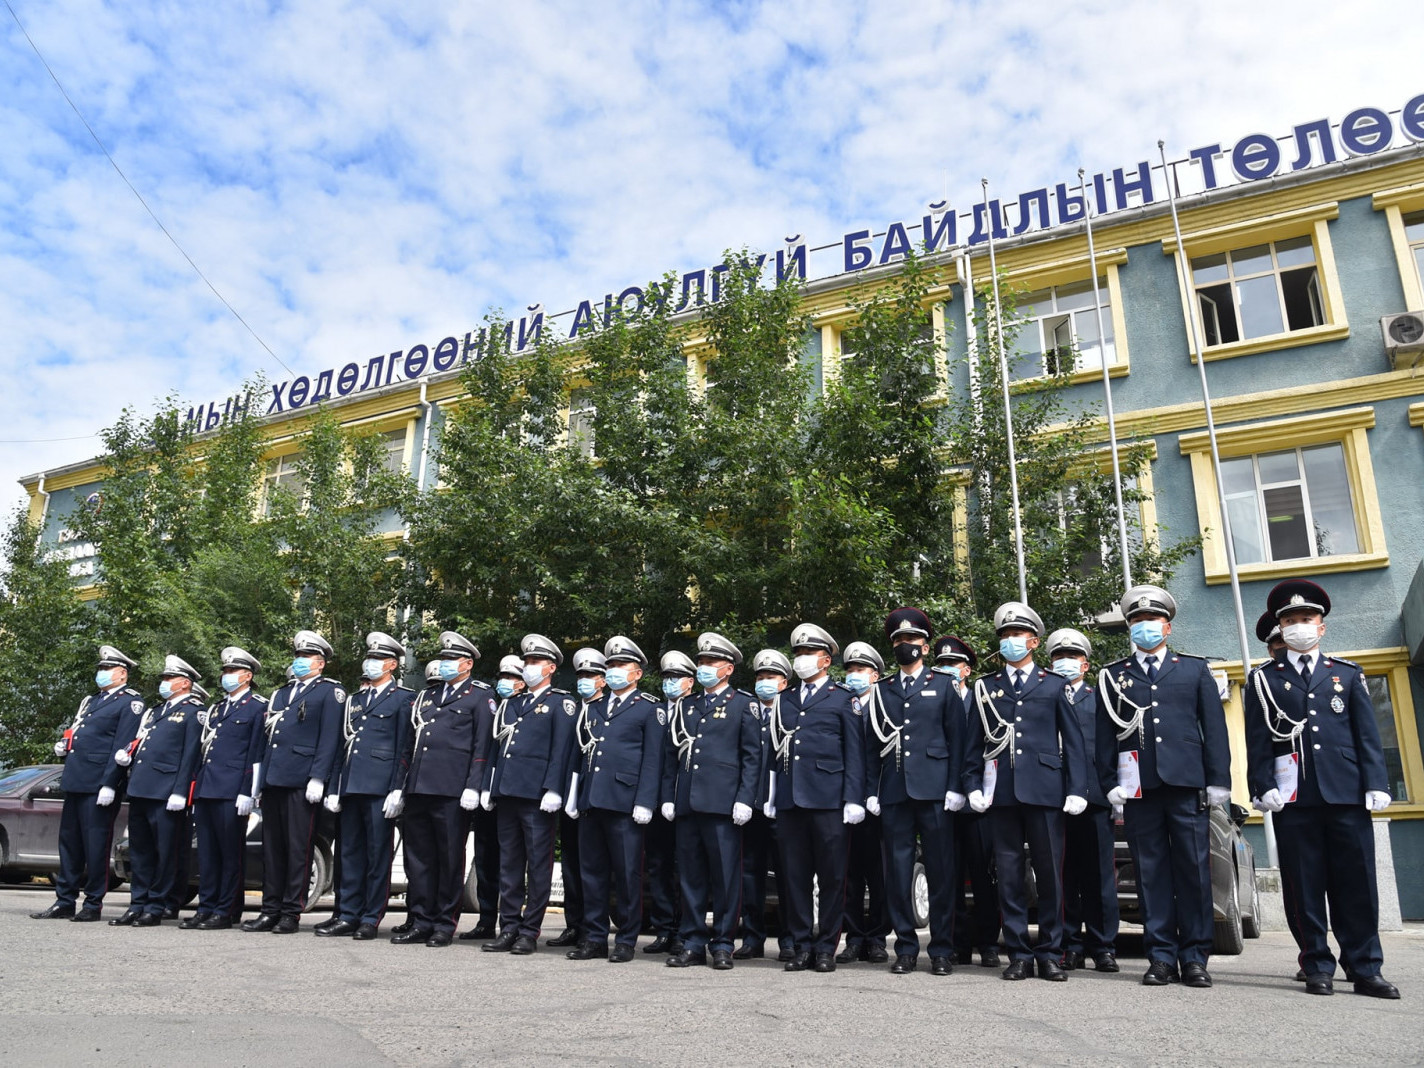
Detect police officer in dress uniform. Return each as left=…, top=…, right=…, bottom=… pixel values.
left=163, top=677, right=201, bottom=923
left=836, top=641, right=890, bottom=965
left=966, top=602, right=1089, bottom=982
left=937, top=635, right=1000, bottom=968
left=31, top=645, right=143, bottom=922
left=393, top=631, right=491, bottom=947
left=565, top=636, right=665, bottom=963
left=768, top=624, right=865, bottom=973
left=1048, top=628, right=1120, bottom=973
left=868, top=608, right=966, bottom=976
left=314, top=632, right=414, bottom=940
left=1094, top=585, right=1231, bottom=988
left=661, top=632, right=761, bottom=969
left=644, top=651, right=691, bottom=955
left=1245, top=579, right=1399, bottom=999
left=738, top=649, right=794, bottom=962
left=480, top=633, right=577, bottom=955
left=548, top=648, right=606, bottom=949
left=105, top=655, right=203, bottom=926
left=393, top=659, right=446, bottom=938
left=244, top=630, right=346, bottom=934
left=184, top=647, right=266, bottom=929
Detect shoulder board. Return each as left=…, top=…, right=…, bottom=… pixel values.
left=183, top=695, right=204, bottom=706
left=310, top=676, right=336, bottom=686
left=736, top=688, right=755, bottom=699
left=471, top=679, right=492, bottom=689
left=548, top=687, right=571, bottom=696
left=393, top=684, right=416, bottom=693
left=635, top=692, right=656, bottom=703
left=1107, top=656, right=1134, bottom=668
left=1325, top=657, right=1361, bottom=671
left=830, top=681, right=849, bottom=691
left=250, top=693, right=269, bottom=705
left=121, top=686, right=141, bottom=696
left=1172, top=651, right=1209, bottom=661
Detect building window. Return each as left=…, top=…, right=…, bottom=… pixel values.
left=1366, top=674, right=1409, bottom=803
left=1404, top=210, right=1424, bottom=300
left=1192, top=237, right=1323, bottom=347
left=379, top=429, right=407, bottom=474
left=1219, top=443, right=1359, bottom=565
left=1010, top=278, right=1115, bottom=381
left=567, top=390, right=595, bottom=457
left=261, top=453, right=305, bottom=515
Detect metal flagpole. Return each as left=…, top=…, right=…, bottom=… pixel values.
left=1157, top=142, right=1277, bottom=866
left=982, top=178, right=1029, bottom=604
left=1080, top=169, right=1133, bottom=590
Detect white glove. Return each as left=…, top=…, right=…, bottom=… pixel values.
left=97, top=786, right=116, bottom=807
left=842, top=802, right=865, bottom=825
left=1206, top=785, right=1232, bottom=807
left=235, top=794, right=254, bottom=817
left=323, top=795, right=342, bottom=813
left=968, top=790, right=990, bottom=813
left=1063, top=794, right=1087, bottom=816
left=382, top=790, right=403, bottom=819
left=762, top=801, right=776, bottom=819
left=1253, top=788, right=1285, bottom=813
left=539, top=791, right=562, bottom=813
left=54, top=739, right=68, bottom=758
left=1365, top=790, right=1392, bottom=813
left=305, top=779, right=324, bottom=804
left=731, top=802, right=752, bottom=826
left=479, top=790, right=492, bottom=811
left=564, top=795, right=579, bottom=819
left=632, top=805, right=652, bottom=825
left=114, top=748, right=132, bottom=767
left=865, top=795, right=881, bottom=816
left=166, top=794, right=186, bottom=812
left=661, top=802, right=676, bottom=822
left=460, top=788, right=480, bottom=811
left=1107, top=786, right=1130, bottom=807
left=945, top=791, right=966, bottom=812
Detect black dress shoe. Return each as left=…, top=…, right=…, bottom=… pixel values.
left=316, top=919, right=359, bottom=938
left=108, top=908, right=141, bottom=927
left=242, top=914, right=279, bottom=933
left=198, top=915, right=233, bottom=930
left=643, top=935, right=674, bottom=954
left=1181, top=962, right=1212, bottom=988
left=776, top=945, right=796, bottom=963
left=482, top=929, right=519, bottom=952
left=609, top=944, right=635, bottom=963
left=1093, top=952, right=1120, bottom=973
left=1142, top=961, right=1180, bottom=986
left=546, top=927, right=582, bottom=947
left=955, top=948, right=974, bottom=966
left=567, top=941, right=608, bottom=960
left=162, top=908, right=179, bottom=920
left=1038, top=958, right=1068, bottom=982
left=890, top=955, right=917, bottom=975
left=784, top=951, right=812, bottom=972
left=30, top=903, right=75, bottom=920
left=1002, top=959, right=1032, bottom=981
left=735, top=942, right=765, bottom=960
left=426, top=930, right=454, bottom=947
left=391, top=918, right=415, bottom=935
left=179, top=913, right=211, bottom=930
left=813, top=952, right=835, bottom=973
left=1062, top=950, right=1084, bottom=971
left=1353, top=975, right=1400, bottom=999
left=353, top=924, right=379, bottom=940
left=979, top=947, right=1001, bottom=968
left=509, top=935, right=538, bottom=955
left=836, top=943, right=861, bottom=964
left=391, top=928, right=433, bottom=944
left=864, top=945, right=888, bottom=963
left=469, top=924, right=496, bottom=939
left=133, top=912, right=161, bottom=927
left=667, top=948, right=707, bottom=968
left=711, top=949, right=734, bottom=970
left=71, top=908, right=103, bottom=923
left=1294, top=968, right=1307, bottom=981
left=272, top=916, right=300, bottom=934
left=313, top=916, right=342, bottom=934
left=1305, top=974, right=1334, bottom=995
left=930, top=956, right=953, bottom=976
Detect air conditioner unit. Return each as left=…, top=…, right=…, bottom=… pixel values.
left=1381, top=311, right=1424, bottom=369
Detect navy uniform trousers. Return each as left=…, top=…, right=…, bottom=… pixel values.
left=644, top=817, right=680, bottom=939
left=676, top=814, right=742, bottom=954
left=260, top=787, right=317, bottom=919
left=497, top=798, right=557, bottom=939
left=841, top=814, right=888, bottom=953
left=578, top=809, right=644, bottom=947
left=1124, top=785, right=1213, bottom=966
left=1063, top=804, right=1119, bottom=956
left=337, top=795, right=394, bottom=927
left=739, top=813, right=791, bottom=951
left=559, top=811, right=585, bottom=936
left=1277, top=803, right=1383, bottom=978
left=882, top=800, right=956, bottom=959
left=953, top=809, right=999, bottom=954
left=195, top=799, right=247, bottom=918
left=471, top=808, right=500, bottom=930
left=402, top=794, right=468, bottom=935
left=990, top=803, right=1066, bottom=963
left=57, top=793, right=121, bottom=911
left=127, top=798, right=186, bottom=915
left=776, top=807, right=849, bottom=956
left=167, top=810, right=192, bottom=914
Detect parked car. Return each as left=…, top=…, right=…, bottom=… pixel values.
left=0, top=764, right=129, bottom=887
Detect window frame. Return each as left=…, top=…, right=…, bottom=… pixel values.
left=1178, top=406, right=1386, bottom=584
left=1373, top=182, right=1424, bottom=312
left=1163, top=202, right=1348, bottom=362
left=1007, top=274, right=1122, bottom=384
left=820, top=299, right=953, bottom=400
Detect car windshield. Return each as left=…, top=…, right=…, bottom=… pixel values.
left=0, top=766, right=50, bottom=795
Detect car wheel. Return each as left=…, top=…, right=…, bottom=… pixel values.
left=912, top=861, right=930, bottom=930
left=1242, top=859, right=1262, bottom=939
left=1212, top=863, right=1244, bottom=955
left=303, top=843, right=332, bottom=912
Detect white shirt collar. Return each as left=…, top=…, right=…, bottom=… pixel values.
left=1288, top=648, right=1320, bottom=672
left=898, top=667, right=922, bottom=686
left=1134, top=647, right=1166, bottom=669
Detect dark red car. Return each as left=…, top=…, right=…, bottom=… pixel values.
left=0, top=764, right=129, bottom=887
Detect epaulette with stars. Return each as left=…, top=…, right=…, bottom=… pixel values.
left=1326, top=655, right=1360, bottom=670
left=829, top=681, right=850, bottom=692
left=467, top=679, right=492, bottom=690
left=120, top=686, right=141, bottom=697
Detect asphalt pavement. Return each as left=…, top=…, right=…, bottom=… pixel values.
left=0, top=886, right=1420, bottom=1067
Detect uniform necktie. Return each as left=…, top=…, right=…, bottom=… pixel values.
left=1299, top=655, right=1312, bottom=683
left=1145, top=655, right=1158, bottom=681
left=802, top=684, right=812, bottom=704
left=1012, top=670, right=1023, bottom=694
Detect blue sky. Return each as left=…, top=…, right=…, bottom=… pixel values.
left=2, top=0, right=1421, bottom=513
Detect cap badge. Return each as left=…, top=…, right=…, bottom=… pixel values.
left=1290, top=594, right=1305, bottom=605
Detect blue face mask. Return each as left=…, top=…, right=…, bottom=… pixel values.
left=605, top=667, right=631, bottom=691
left=696, top=665, right=722, bottom=688
left=290, top=657, right=315, bottom=679
left=437, top=659, right=461, bottom=681
left=576, top=677, right=598, bottom=698
left=1052, top=658, right=1083, bottom=679
left=843, top=671, right=871, bottom=694
left=999, top=637, right=1030, bottom=664
left=754, top=678, right=781, bottom=700
left=158, top=679, right=176, bottom=700
left=362, top=658, right=387, bottom=680
left=221, top=672, right=243, bottom=693
left=932, top=664, right=956, bottom=676
left=95, top=669, right=115, bottom=689
left=1130, top=620, right=1165, bottom=651
left=662, top=678, right=686, bottom=699
left=495, top=678, right=517, bottom=698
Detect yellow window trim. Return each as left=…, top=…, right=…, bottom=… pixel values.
left=1178, top=406, right=1386, bottom=584
left=1409, top=401, right=1424, bottom=428
left=971, top=246, right=1129, bottom=289
left=1004, top=260, right=1131, bottom=392
left=1373, top=183, right=1424, bottom=312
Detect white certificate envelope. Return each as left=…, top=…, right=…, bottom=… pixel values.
left=1274, top=752, right=1299, bottom=803
left=1117, top=750, right=1142, bottom=799
left=982, top=759, right=997, bottom=805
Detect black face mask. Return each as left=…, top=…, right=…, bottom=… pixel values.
left=893, top=642, right=924, bottom=667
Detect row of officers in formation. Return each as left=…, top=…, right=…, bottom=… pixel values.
left=29, top=579, right=1398, bottom=999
